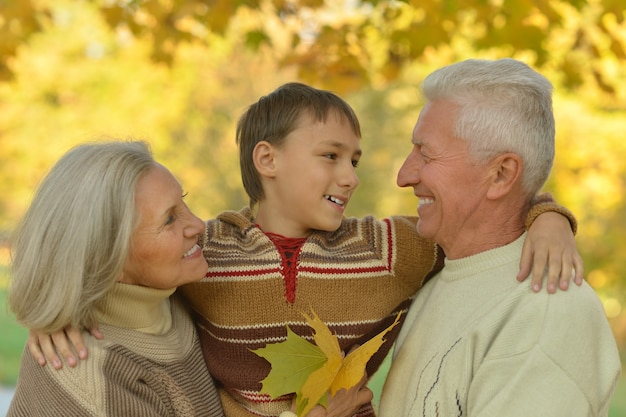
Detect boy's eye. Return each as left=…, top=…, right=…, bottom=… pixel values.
left=324, top=153, right=337, bottom=160
left=352, top=159, right=360, bottom=168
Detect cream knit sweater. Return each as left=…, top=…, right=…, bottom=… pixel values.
left=379, top=233, right=621, bottom=417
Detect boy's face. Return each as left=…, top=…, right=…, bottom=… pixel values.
left=260, top=111, right=361, bottom=237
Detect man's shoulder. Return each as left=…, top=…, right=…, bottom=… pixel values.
left=542, top=280, right=608, bottom=320
left=519, top=280, right=605, bottom=312
left=505, top=279, right=613, bottom=345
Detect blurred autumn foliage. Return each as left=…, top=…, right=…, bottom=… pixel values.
left=0, top=0, right=625, bottom=357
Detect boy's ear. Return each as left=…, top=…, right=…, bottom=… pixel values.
left=253, top=141, right=277, bottom=178
left=486, top=152, right=522, bottom=200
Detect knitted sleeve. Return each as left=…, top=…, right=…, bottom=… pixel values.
left=524, top=192, right=577, bottom=235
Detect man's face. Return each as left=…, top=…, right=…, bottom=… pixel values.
left=396, top=100, right=493, bottom=257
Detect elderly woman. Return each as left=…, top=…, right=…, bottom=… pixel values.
left=7, top=141, right=224, bottom=416
left=7, top=140, right=369, bottom=417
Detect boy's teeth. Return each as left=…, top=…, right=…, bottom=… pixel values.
left=325, top=195, right=344, bottom=206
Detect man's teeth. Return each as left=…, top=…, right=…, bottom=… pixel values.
left=184, top=244, right=200, bottom=258
left=418, top=197, right=434, bottom=207
left=325, top=195, right=345, bottom=206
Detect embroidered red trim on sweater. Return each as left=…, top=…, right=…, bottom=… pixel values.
left=264, top=231, right=307, bottom=303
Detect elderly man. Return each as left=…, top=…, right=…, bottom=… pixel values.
left=378, top=59, right=621, bottom=416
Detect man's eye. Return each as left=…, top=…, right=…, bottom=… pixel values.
left=165, top=215, right=176, bottom=226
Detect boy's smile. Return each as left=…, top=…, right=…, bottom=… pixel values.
left=324, top=194, right=347, bottom=207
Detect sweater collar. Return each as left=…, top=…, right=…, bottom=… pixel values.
left=95, top=282, right=176, bottom=335
left=442, top=233, right=527, bottom=279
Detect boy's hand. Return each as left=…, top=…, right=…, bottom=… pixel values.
left=519, top=211, right=584, bottom=293
left=283, top=373, right=373, bottom=417
left=27, top=326, right=102, bottom=369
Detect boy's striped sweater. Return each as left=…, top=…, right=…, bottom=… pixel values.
left=179, top=207, right=444, bottom=417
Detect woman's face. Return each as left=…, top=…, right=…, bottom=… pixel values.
left=119, top=163, right=207, bottom=289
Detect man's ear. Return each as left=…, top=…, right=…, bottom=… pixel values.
left=253, top=141, right=277, bottom=178
left=487, top=153, right=522, bottom=199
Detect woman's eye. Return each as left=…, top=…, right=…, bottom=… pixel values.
left=352, top=159, right=360, bottom=168
left=324, top=153, right=337, bottom=160
left=165, top=214, right=176, bottom=226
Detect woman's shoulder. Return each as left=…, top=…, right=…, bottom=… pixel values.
left=9, top=341, right=109, bottom=416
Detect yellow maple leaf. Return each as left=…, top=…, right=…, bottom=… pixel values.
left=252, top=309, right=401, bottom=417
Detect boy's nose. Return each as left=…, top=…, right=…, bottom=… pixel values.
left=341, top=165, right=360, bottom=189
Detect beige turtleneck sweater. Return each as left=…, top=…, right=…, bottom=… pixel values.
left=8, top=283, right=224, bottom=417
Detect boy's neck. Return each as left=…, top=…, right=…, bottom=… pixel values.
left=254, top=204, right=311, bottom=238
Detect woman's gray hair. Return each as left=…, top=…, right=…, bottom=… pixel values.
left=422, top=58, right=555, bottom=197
left=9, top=140, right=155, bottom=332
